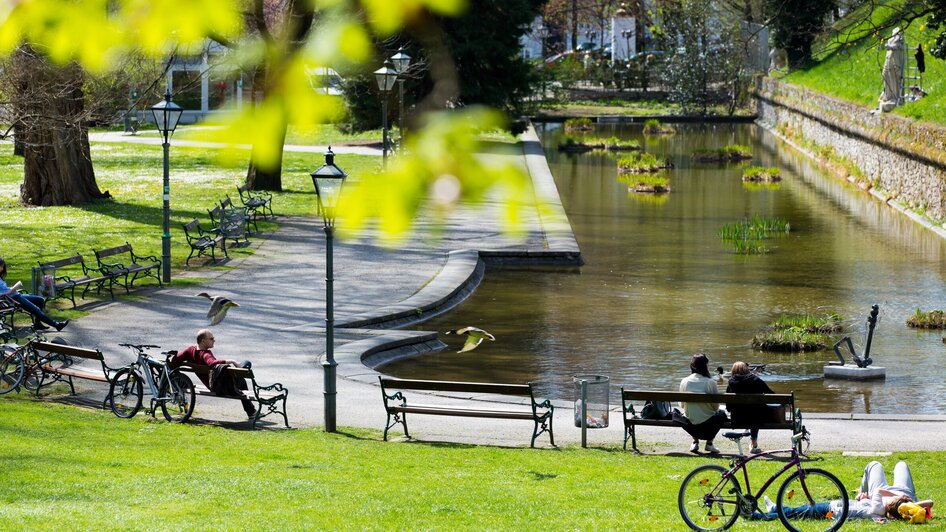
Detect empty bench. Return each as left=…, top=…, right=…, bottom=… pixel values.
left=94, top=242, right=162, bottom=293
left=38, top=254, right=118, bottom=307
left=175, top=363, right=289, bottom=428
left=237, top=184, right=273, bottom=221
left=182, top=219, right=227, bottom=265
left=621, top=389, right=801, bottom=452
left=379, top=377, right=555, bottom=448
left=32, top=340, right=119, bottom=402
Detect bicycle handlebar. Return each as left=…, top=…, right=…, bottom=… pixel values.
left=118, top=343, right=161, bottom=350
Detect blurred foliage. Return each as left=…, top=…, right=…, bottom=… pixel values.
left=0, top=0, right=538, bottom=239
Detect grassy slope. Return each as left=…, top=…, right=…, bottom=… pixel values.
left=782, top=1, right=946, bottom=124
left=0, top=126, right=379, bottom=312
left=0, top=395, right=941, bottom=530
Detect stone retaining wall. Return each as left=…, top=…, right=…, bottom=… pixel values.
left=755, top=78, right=946, bottom=222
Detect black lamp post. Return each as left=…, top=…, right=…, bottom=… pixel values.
left=150, top=89, right=184, bottom=283
left=389, top=47, right=412, bottom=151
left=373, top=60, right=398, bottom=167
left=310, top=146, right=347, bottom=433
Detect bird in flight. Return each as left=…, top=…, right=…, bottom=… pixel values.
left=444, top=326, right=495, bottom=353
left=196, top=292, right=240, bottom=325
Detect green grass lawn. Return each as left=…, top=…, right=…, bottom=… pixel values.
left=0, top=127, right=379, bottom=315
left=781, top=0, right=946, bottom=124
left=0, top=396, right=940, bottom=529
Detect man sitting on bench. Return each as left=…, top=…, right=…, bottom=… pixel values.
left=170, top=329, right=256, bottom=419
left=0, top=257, right=69, bottom=331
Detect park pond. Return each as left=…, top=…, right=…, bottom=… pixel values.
left=384, top=122, right=946, bottom=415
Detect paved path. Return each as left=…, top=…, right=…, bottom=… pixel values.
left=49, top=127, right=946, bottom=453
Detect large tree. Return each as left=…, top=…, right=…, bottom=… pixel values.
left=3, top=46, right=106, bottom=206
left=765, top=0, right=836, bottom=67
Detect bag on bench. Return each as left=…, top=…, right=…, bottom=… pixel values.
left=210, top=364, right=242, bottom=397
left=641, top=400, right=672, bottom=420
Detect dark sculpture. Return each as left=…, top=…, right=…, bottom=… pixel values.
left=833, top=305, right=879, bottom=368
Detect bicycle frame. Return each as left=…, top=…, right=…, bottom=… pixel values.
left=722, top=448, right=805, bottom=511
left=127, top=352, right=180, bottom=412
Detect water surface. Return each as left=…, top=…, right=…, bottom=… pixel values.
left=383, top=123, right=946, bottom=414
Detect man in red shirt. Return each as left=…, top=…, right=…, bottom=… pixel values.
left=171, top=329, right=256, bottom=419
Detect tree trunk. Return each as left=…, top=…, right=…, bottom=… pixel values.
left=244, top=66, right=286, bottom=192
left=11, top=47, right=106, bottom=206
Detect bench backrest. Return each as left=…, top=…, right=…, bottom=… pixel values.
left=621, top=389, right=795, bottom=406
left=221, top=196, right=233, bottom=209
left=31, top=341, right=104, bottom=361
left=183, top=219, right=201, bottom=233
left=208, top=204, right=223, bottom=224
left=380, top=377, right=531, bottom=397
left=40, top=254, right=84, bottom=269
left=94, top=243, right=132, bottom=260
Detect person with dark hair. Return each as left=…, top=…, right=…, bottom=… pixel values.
left=169, top=329, right=256, bottom=419
left=676, top=353, right=727, bottom=454
left=726, top=361, right=775, bottom=454
left=754, top=461, right=932, bottom=523
left=0, top=257, right=68, bottom=331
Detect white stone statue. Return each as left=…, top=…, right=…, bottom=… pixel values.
left=878, top=27, right=905, bottom=112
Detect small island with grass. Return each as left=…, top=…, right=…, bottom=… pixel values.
left=616, top=151, right=673, bottom=174
left=692, top=144, right=753, bottom=163
left=563, top=117, right=593, bottom=133
left=642, top=118, right=675, bottom=135
left=620, top=172, right=670, bottom=193
left=742, top=166, right=782, bottom=183
left=752, top=312, right=843, bottom=352
left=558, top=136, right=641, bottom=153
left=718, top=215, right=790, bottom=255
left=906, top=309, right=946, bottom=329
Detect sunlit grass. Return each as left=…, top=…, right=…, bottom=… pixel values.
left=906, top=308, right=946, bottom=329
left=0, top=395, right=941, bottom=530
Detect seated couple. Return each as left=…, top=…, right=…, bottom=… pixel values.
left=676, top=354, right=774, bottom=454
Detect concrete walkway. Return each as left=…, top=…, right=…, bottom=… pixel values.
left=49, top=127, right=946, bottom=453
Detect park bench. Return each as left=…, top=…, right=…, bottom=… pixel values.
left=378, top=377, right=555, bottom=448
left=175, top=363, right=289, bottom=428
left=37, top=254, right=118, bottom=308
left=182, top=219, right=227, bottom=266
left=237, top=184, right=274, bottom=221
left=209, top=202, right=250, bottom=248
left=31, top=340, right=119, bottom=402
left=222, top=195, right=258, bottom=234
left=621, top=388, right=801, bottom=452
left=93, top=242, right=162, bottom=293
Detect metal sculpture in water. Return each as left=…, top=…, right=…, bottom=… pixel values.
left=833, top=305, right=880, bottom=368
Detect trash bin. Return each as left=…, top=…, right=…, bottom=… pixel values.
left=574, top=374, right=609, bottom=429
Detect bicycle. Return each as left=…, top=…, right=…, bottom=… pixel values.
left=678, top=429, right=849, bottom=532
left=108, top=344, right=195, bottom=423
left=0, top=331, right=54, bottom=394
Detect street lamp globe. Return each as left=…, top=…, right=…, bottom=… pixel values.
left=310, top=147, right=348, bottom=224
left=390, top=47, right=412, bottom=74
left=374, top=60, right=398, bottom=93
left=150, top=89, right=184, bottom=141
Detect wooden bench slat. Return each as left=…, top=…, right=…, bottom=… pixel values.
left=621, top=390, right=795, bottom=405
left=176, top=363, right=288, bottom=428
left=33, top=341, right=104, bottom=360
left=391, top=405, right=535, bottom=420
left=380, top=378, right=531, bottom=396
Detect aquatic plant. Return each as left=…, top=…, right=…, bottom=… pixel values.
left=642, top=118, right=675, bottom=135
left=718, top=215, right=790, bottom=255
left=906, top=309, right=946, bottom=329
left=772, top=312, right=842, bottom=333
left=563, top=118, right=593, bottom=132
left=742, top=166, right=782, bottom=183
left=622, top=172, right=670, bottom=193
left=616, top=151, right=671, bottom=173
left=751, top=328, right=831, bottom=352
left=692, top=144, right=753, bottom=162
left=559, top=136, right=640, bottom=153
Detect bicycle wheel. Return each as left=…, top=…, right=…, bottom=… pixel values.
left=0, top=348, right=25, bottom=394
left=109, top=367, right=143, bottom=418
left=21, top=345, right=45, bottom=392
left=160, top=372, right=195, bottom=423
left=679, top=464, right=742, bottom=531
left=777, top=468, right=849, bottom=532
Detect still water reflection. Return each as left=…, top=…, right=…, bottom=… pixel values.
left=383, top=123, right=946, bottom=414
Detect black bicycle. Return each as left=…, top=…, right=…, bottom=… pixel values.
left=108, top=344, right=195, bottom=423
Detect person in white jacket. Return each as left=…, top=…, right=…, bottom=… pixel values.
left=677, top=353, right=727, bottom=454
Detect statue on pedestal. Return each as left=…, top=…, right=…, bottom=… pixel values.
left=878, top=27, right=905, bottom=112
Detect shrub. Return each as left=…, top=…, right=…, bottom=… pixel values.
left=742, top=166, right=782, bottom=182
left=906, top=309, right=946, bottom=329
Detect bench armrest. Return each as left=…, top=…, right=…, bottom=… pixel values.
left=98, top=260, right=127, bottom=272
left=253, top=381, right=288, bottom=397
left=381, top=389, right=406, bottom=410
left=132, top=251, right=160, bottom=263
